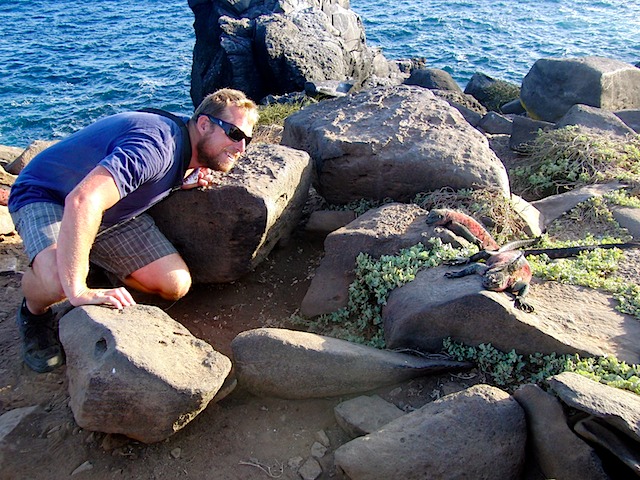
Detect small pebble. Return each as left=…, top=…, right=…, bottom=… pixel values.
left=315, top=429, right=330, bottom=447
left=288, top=456, right=304, bottom=470
left=71, top=461, right=93, bottom=476
left=310, top=441, right=327, bottom=458
left=298, top=457, right=322, bottom=480
left=170, top=447, right=182, bottom=459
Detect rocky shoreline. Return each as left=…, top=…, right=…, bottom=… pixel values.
left=2, top=0, right=640, bottom=478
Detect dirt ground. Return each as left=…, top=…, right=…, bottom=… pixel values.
left=0, top=224, right=478, bottom=480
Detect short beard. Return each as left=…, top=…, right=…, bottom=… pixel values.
left=196, top=138, right=235, bottom=172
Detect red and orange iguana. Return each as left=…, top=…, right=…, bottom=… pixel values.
left=425, top=208, right=499, bottom=250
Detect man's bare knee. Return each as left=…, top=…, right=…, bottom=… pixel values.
left=158, top=271, right=191, bottom=301
left=126, top=254, right=191, bottom=300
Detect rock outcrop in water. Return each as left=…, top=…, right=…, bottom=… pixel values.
left=188, top=0, right=400, bottom=104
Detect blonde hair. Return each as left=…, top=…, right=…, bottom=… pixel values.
left=192, top=88, right=259, bottom=125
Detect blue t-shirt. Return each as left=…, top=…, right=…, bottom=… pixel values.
left=9, top=111, right=190, bottom=226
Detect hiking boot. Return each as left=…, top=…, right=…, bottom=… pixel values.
left=16, top=299, right=65, bottom=373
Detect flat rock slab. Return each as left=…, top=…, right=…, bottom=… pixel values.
left=334, top=395, right=405, bottom=438
left=150, top=143, right=312, bottom=283
left=556, top=104, right=636, bottom=137
left=4, top=140, right=57, bottom=174
left=612, top=206, right=640, bottom=240
left=384, top=266, right=640, bottom=363
left=0, top=406, right=40, bottom=443
left=548, top=371, right=640, bottom=443
left=231, top=328, right=471, bottom=399
left=575, top=416, right=640, bottom=475
left=334, top=384, right=526, bottom=480
left=59, top=304, right=231, bottom=443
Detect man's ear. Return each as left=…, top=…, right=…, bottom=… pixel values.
left=196, top=115, right=209, bottom=133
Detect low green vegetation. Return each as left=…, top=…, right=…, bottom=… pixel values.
left=292, top=233, right=640, bottom=395
left=604, top=188, right=640, bottom=208
left=256, top=100, right=312, bottom=127
left=443, top=339, right=640, bottom=395
left=295, top=239, right=474, bottom=348
left=484, top=80, right=520, bottom=112
left=528, top=236, right=640, bottom=318
left=513, top=126, right=640, bottom=198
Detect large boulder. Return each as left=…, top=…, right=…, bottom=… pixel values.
left=282, top=85, right=510, bottom=204
left=59, top=305, right=231, bottom=443
left=150, top=143, right=312, bottom=283
left=0, top=206, right=14, bottom=234
left=403, top=67, right=462, bottom=92
left=4, top=140, right=57, bottom=175
left=520, top=56, right=640, bottom=123
left=383, top=265, right=640, bottom=363
left=189, top=0, right=378, bottom=103
left=0, top=145, right=22, bottom=164
left=556, top=104, right=636, bottom=137
left=548, top=372, right=640, bottom=443
left=231, top=327, right=471, bottom=399
left=334, top=384, right=526, bottom=480
left=508, top=115, right=555, bottom=153
left=464, top=72, right=520, bottom=112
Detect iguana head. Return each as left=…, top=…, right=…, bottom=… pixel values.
left=425, top=209, right=449, bottom=225
left=482, top=270, right=510, bottom=291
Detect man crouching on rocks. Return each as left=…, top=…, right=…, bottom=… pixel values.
left=8, top=88, right=259, bottom=373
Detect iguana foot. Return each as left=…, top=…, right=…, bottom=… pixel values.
left=515, top=298, right=534, bottom=313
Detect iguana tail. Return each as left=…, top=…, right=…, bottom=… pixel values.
left=497, top=237, right=541, bottom=252
left=524, top=242, right=640, bottom=259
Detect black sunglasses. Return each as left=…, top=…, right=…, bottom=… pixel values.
left=203, top=114, right=252, bottom=145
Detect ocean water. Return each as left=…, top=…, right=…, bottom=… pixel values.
left=1, top=0, right=638, bottom=148
left=351, top=0, right=640, bottom=86
left=0, top=0, right=195, bottom=148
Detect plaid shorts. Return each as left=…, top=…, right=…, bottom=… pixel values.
left=10, top=202, right=177, bottom=279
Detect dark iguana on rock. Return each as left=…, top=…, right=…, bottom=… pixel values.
left=445, top=240, right=640, bottom=313
left=425, top=208, right=499, bottom=251
left=445, top=248, right=535, bottom=312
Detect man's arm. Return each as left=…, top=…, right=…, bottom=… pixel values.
left=58, top=166, right=135, bottom=309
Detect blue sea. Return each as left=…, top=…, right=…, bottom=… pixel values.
left=1, top=0, right=638, bottom=148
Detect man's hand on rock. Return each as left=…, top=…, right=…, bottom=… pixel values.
left=181, top=167, right=215, bottom=189
left=68, top=287, right=136, bottom=310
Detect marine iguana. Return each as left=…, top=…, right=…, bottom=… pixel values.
left=445, top=241, right=640, bottom=313
left=425, top=208, right=499, bottom=250
left=445, top=249, right=535, bottom=312
left=428, top=207, right=640, bottom=312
